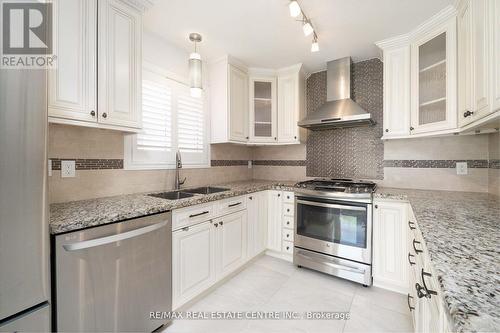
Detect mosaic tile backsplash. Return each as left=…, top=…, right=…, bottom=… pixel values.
left=306, top=59, right=384, bottom=180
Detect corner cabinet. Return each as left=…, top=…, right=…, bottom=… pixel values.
left=48, top=0, right=145, bottom=132
left=210, top=57, right=304, bottom=145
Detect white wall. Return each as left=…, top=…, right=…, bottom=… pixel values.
left=143, top=30, right=190, bottom=79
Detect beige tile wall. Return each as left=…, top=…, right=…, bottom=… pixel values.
left=489, top=133, right=500, bottom=196
left=252, top=144, right=306, bottom=160
left=48, top=124, right=253, bottom=203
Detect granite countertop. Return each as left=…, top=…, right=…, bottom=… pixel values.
left=375, top=188, right=500, bottom=333
left=49, top=180, right=295, bottom=235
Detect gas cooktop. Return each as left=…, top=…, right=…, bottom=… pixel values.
left=295, top=178, right=377, bottom=202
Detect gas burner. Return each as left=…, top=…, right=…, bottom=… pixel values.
left=295, top=178, right=377, bottom=200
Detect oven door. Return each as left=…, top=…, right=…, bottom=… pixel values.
left=294, top=197, right=372, bottom=264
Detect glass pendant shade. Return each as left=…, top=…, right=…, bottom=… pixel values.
left=289, top=1, right=301, bottom=17
left=302, top=22, right=313, bottom=36
left=311, top=41, right=319, bottom=52
left=189, top=52, right=202, bottom=97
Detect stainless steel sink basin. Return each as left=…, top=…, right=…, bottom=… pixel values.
left=183, top=186, right=230, bottom=195
left=148, top=191, right=195, bottom=200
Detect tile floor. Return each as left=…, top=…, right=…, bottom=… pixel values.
left=164, top=255, right=413, bottom=333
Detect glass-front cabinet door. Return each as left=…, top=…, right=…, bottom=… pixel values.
left=410, top=19, right=457, bottom=134
left=249, top=77, right=277, bottom=142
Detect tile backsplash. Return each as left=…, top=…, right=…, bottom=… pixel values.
left=306, top=59, right=384, bottom=179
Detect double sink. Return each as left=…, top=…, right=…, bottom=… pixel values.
left=148, top=186, right=229, bottom=200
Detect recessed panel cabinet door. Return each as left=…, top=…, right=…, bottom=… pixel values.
left=490, top=0, right=500, bottom=112
left=277, top=73, right=299, bottom=143
left=48, top=0, right=97, bottom=122
left=228, top=65, right=249, bottom=142
left=172, top=222, right=216, bottom=309
left=372, top=201, right=409, bottom=293
left=216, top=211, right=247, bottom=279
left=98, top=0, right=142, bottom=129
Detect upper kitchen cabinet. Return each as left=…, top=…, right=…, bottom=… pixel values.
left=491, top=0, right=500, bottom=113
left=410, top=16, right=457, bottom=135
left=48, top=0, right=148, bottom=132
left=210, top=56, right=304, bottom=145
left=457, top=0, right=491, bottom=127
left=249, top=73, right=277, bottom=143
left=210, top=56, right=249, bottom=143
left=378, top=6, right=457, bottom=139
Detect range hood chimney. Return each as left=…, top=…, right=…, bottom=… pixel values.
left=298, top=57, right=375, bottom=130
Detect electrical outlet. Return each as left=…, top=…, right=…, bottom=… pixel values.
left=61, top=160, right=76, bottom=178
left=248, top=160, right=252, bottom=169
left=456, top=162, right=468, bottom=175
left=48, top=159, right=52, bottom=177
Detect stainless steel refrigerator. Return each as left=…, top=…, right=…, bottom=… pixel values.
left=0, top=66, right=51, bottom=331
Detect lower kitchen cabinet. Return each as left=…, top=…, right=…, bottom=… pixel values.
left=247, top=192, right=268, bottom=257
left=372, top=200, right=409, bottom=294
left=214, top=210, right=248, bottom=280
left=172, top=221, right=216, bottom=309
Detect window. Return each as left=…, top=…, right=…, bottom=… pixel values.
left=124, top=67, right=209, bottom=169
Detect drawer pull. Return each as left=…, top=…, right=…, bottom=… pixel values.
left=415, top=283, right=427, bottom=299
left=412, top=239, right=423, bottom=254
left=408, top=221, right=416, bottom=230
left=407, top=294, right=415, bottom=311
left=286, top=246, right=290, bottom=250
left=189, top=211, right=209, bottom=218
left=421, top=269, right=437, bottom=297
left=228, top=202, right=242, bottom=208
left=219, top=221, right=224, bottom=226
left=408, top=252, right=416, bottom=266
left=286, top=208, right=290, bottom=212
left=212, top=222, right=218, bottom=228
left=286, top=221, right=290, bottom=225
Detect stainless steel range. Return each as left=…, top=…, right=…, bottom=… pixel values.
left=293, top=178, right=376, bottom=286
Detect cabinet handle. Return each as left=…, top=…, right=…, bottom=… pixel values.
left=374, top=205, right=378, bottom=209
left=228, top=202, right=242, bottom=207
left=90, top=110, right=96, bottom=117
left=219, top=221, right=224, bottom=226
left=408, top=221, right=416, bottom=230
left=286, top=246, right=290, bottom=250
left=278, top=193, right=281, bottom=197
left=246, top=136, right=249, bottom=139
left=407, top=294, right=415, bottom=311
left=463, top=110, right=474, bottom=118
left=415, top=283, right=427, bottom=299
left=412, top=239, right=423, bottom=254
left=189, top=211, right=209, bottom=218
left=274, top=137, right=277, bottom=140
left=385, top=129, right=389, bottom=133
left=102, top=112, right=107, bottom=119
left=287, top=195, right=290, bottom=199
left=182, top=226, right=189, bottom=231
left=286, top=208, right=290, bottom=212
left=410, top=126, right=414, bottom=131
left=213, top=222, right=218, bottom=227
left=286, top=221, right=290, bottom=225
left=249, top=196, right=253, bottom=200
left=421, top=269, right=437, bottom=297
left=294, top=136, right=297, bottom=139
left=408, top=252, right=416, bottom=266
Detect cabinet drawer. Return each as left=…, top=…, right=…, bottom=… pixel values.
left=282, top=216, right=294, bottom=230
left=216, top=195, right=247, bottom=216
left=173, top=202, right=216, bottom=230
left=282, top=191, right=294, bottom=203
left=283, top=203, right=294, bottom=216
left=282, top=241, right=294, bottom=254
left=282, top=230, right=294, bottom=242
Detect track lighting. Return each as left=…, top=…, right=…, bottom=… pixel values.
left=302, top=21, right=313, bottom=36
left=289, top=1, right=301, bottom=17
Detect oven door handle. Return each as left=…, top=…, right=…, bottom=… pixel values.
left=296, top=252, right=366, bottom=274
left=296, top=199, right=367, bottom=211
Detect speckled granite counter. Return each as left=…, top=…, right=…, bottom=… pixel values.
left=375, top=188, right=500, bottom=333
left=49, top=180, right=295, bottom=235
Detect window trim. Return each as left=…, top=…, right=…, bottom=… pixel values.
left=124, top=63, right=210, bottom=170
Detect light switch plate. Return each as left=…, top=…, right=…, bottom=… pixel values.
left=61, top=160, right=76, bottom=178
left=456, top=162, right=468, bottom=175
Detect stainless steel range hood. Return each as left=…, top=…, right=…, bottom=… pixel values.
left=298, top=57, right=375, bottom=130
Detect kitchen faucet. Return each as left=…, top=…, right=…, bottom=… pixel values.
left=175, top=150, right=186, bottom=190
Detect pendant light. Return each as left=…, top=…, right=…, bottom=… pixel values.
left=189, top=33, right=203, bottom=98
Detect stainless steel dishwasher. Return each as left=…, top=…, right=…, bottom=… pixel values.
left=54, top=212, right=172, bottom=332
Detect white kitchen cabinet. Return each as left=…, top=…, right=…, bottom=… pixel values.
left=372, top=200, right=409, bottom=294
left=48, top=0, right=97, bottom=123
left=458, top=0, right=492, bottom=127
left=491, top=0, right=500, bottom=112
left=210, top=56, right=249, bottom=143
left=215, top=210, right=247, bottom=279
left=247, top=192, right=268, bottom=258
left=277, top=66, right=305, bottom=143
left=266, top=190, right=283, bottom=253
left=249, top=76, right=277, bottom=143
left=48, top=0, right=145, bottom=132
left=410, top=15, right=457, bottom=134
left=98, top=0, right=142, bottom=129
left=377, top=40, right=411, bottom=139
left=172, top=221, right=216, bottom=309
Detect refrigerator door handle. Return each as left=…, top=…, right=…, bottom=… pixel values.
left=62, top=220, right=168, bottom=251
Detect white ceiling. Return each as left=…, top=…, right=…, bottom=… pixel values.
left=144, top=0, right=453, bottom=73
